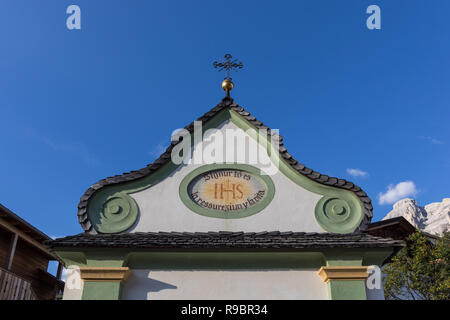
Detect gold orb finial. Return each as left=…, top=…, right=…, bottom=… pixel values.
left=221, top=79, right=234, bottom=92
left=213, top=54, right=243, bottom=97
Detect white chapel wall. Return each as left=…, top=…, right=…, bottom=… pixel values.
left=60, top=267, right=388, bottom=300
left=121, top=269, right=328, bottom=300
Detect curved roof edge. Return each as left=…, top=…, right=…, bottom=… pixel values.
left=77, top=96, right=373, bottom=233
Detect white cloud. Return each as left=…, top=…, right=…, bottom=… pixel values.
left=50, top=235, right=64, bottom=240
left=61, top=268, right=67, bottom=282
left=419, top=136, right=444, bottom=145
left=347, top=168, right=368, bottom=178
left=43, top=138, right=100, bottom=166
left=378, top=181, right=418, bottom=205
left=149, top=141, right=167, bottom=159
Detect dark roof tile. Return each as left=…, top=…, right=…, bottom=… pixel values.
left=46, top=231, right=404, bottom=249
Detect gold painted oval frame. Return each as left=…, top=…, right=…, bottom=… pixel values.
left=179, top=164, right=275, bottom=219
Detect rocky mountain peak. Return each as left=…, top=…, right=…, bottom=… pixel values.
left=383, top=198, right=449, bottom=235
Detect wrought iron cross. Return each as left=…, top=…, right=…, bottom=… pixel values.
left=213, top=54, right=244, bottom=79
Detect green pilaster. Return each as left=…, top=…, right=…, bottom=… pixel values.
left=82, top=281, right=122, bottom=300
left=53, top=250, right=131, bottom=300
left=326, top=280, right=367, bottom=300
left=322, top=249, right=368, bottom=300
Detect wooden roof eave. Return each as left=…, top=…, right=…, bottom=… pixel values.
left=0, top=217, right=57, bottom=260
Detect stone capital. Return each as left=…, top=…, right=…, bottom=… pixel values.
left=79, top=267, right=131, bottom=283
left=317, top=266, right=369, bottom=282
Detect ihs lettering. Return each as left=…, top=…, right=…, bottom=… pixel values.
left=214, top=180, right=244, bottom=200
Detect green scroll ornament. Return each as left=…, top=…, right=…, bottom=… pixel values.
left=88, top=191, right=138, bottom=233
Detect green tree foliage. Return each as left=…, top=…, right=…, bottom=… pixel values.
left=384, top=231, right=449, bottom=300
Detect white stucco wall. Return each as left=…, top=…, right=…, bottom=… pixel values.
left=61, top=267, right=386, bottom=300
left=129, top=121, right=324, bottom=233
left=121, top=269, right=328, bottom=300
left=62, top=268, right=83, bottom=300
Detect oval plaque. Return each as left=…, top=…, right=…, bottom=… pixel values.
left=179, top=164, right=275, bottom=219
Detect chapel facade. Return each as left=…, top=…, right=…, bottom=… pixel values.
left=48, top=80, right=403, bottom=300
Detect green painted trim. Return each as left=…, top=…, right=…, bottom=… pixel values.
left=54, top=249, right=325, bottom=269
left=324, top=248, right=393, bottom=268
left=82, top=281, right=122, bottom=300
left=324, top=249, right=364, bottom=267
left=55, top=248, right=385, bottom=270
left=363, top=249, right=395, bottom=266
left=53, top=249, right=130, bottom=268
left=179, top=164, right=275, bottom=219
left=53, top=251, right=87, bottom=267
left=84, top=251, right=129, bottom=268
left=85, top=107, right=365, bottom=234
left=125, top=251, right=325, bottom=269
left=327, top=280, right=367, bottom=300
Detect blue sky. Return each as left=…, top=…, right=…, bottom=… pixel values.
left=0, top=0, right=449, bottom=239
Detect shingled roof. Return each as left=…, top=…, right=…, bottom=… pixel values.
left=77, top=96, right=373, bottom=233
left=47, top=231, right=402, bottom=249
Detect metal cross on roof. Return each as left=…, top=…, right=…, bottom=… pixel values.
left=213, top=54, right=244, bottom=79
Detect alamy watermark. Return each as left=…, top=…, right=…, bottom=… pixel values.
left=366, top=5, right=381, bottom=30
left=65, top=5, right=381, bottom=31
left=170, top=122, right=281, bottom=175
left=66, top=5, right=81, bottom=30
left=366, top=265, right=382, bottom=290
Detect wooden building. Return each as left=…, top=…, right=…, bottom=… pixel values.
left=367, top=217, right=417, bottom=240
left=367, top=216, right=438, bottom=241
left=0, top=203, right=64, bottom=300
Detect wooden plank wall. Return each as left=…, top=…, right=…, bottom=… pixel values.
left=0, top=227, right=12, bottom=268
left=0, top=229, right=58, bottom=300
left=0, top=268, right=37, bottom=300
left=10, top=238, right=49, bottom=281
left=0, top=223, right=61, bottom=300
